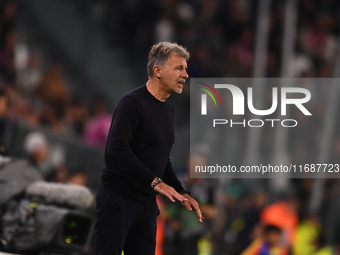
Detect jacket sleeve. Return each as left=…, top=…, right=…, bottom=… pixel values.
left=162, top=157, right=185, bottom=193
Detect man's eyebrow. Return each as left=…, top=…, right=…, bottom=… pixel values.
left=175, top=64, right=188, bottom=69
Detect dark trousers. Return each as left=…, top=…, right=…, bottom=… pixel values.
left=94, top=183, right=159, bottom=255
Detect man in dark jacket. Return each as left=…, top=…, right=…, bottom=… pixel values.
left=95, top=42, right=203, bottom=255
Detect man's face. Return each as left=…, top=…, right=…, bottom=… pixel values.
left=159, top=53, right=189, bottom=94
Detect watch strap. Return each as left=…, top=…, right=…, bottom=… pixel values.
left=150, top=177, right=163, bottom=189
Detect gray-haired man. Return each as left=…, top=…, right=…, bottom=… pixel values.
left=95, top=42, right=203, bottom=255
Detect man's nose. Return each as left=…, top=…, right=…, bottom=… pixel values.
left=182, top=69, right=189, bottom=79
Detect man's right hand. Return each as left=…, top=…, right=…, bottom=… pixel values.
left=152, top=180, right=188, bottom=203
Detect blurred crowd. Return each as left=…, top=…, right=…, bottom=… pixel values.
left=104, top=0, right=339, bottom=78
left=0, top=1, right=112, bottom=148
left=0, top=3, right=110, bottom=253
left=1, top=0, right=340, bottom=255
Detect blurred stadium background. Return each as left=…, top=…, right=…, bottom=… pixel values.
left=0, top=0, right=340, bottom=254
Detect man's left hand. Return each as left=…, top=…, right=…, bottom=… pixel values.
left=181, top=194, right=204, bottom=223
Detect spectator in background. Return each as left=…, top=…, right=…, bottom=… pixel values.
left=65, top=99, right=89, bottom=136
left=16, top=53, right=42, bottom=94
left=82, top=97, right=111, bottom=147
left=241, top=225, right=286, bottom=255
left=23, top=131, right=49, bottom=169
left=35, top=62, right=71, bottom=107
left=293, top=213, right=333, bottom=255
left=47, top=166, right=69, bottom=183
left=4, top=82, right=41, bottom=126
left=293, top=214, right=320, bottom=255
left=40, top=103, right=68, bottom=135
left=68, top=171, right=88, bottom=186
left=155, top=13, right=175, bottom=43
left=260, top=195, right=300, bottom=253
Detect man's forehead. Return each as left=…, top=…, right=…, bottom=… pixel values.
left=166, top=53, right=187, bottom=66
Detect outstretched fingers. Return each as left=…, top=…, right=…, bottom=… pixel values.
left=166, top=188, right=187, bottom=202
left=192, top=203, right=204, bottom=223
left=182, top=198, right=204, bottom=223
left=154, top=182, right=188, bottom=203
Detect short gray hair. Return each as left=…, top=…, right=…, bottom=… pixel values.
left=147, top=42, right=190, bottom=77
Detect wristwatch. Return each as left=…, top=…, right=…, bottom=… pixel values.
left=150, top=177, right=163, bottom=189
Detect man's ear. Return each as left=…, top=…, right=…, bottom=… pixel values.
left=153, top=65, right=162, bottom=79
